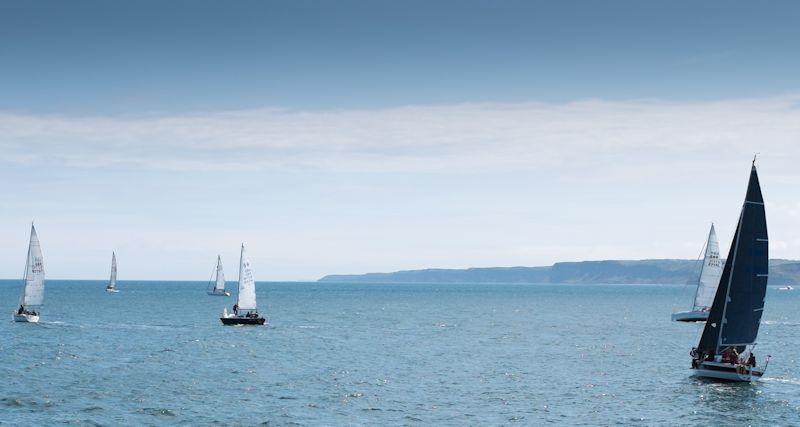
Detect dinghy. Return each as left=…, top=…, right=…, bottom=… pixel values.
left=690, top=160, right=770, bottom=382
left=12, top=224, right=45, bottom=323
left=672, top=224, right=723, bottom=322
left=106, top=252, right=119, bottom=293
left=220, top=244, right=266, bottom=325
left=207, top=255, right=230, bottom=296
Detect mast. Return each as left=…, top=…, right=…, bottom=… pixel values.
left=697, top=163, right=768, bottom=356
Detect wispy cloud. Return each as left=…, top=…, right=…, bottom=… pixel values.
left=2, top=94, right=800, bottom=173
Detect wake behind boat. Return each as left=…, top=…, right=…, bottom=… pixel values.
left=13, top=224, right=45, bottom=323
left=220, top=244, right=265, bottom=325
left=106, top=251, right=119, bottom=293
left=672, top=224, right=723, bottom=322
left=690, top=160, right=771, bottom=382
left=207, top=255, right=230, bottom=296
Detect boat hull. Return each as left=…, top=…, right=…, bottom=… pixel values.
left=207, top=291, right=230, bottom=296
left=672, top=310, right=709, bottom=322
left=106, top=288, right=119, bottom=293
left=220, top=316, right=266, bottom=325
left=692, top=361, right=764, bottom=382
left=12, top=313, right=39, bottom=323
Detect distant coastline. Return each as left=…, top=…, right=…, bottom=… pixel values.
left=318, top=259, right=800, bottom=285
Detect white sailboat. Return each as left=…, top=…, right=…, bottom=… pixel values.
left=207, top=255, right=230, bottom=296
left=106, top=252, right=119, bottom=293
left=672, top=224, right=723, bottom=322
left=13, top=224, right=45, bottom=323
left=220, top=244, right=266, bottom=325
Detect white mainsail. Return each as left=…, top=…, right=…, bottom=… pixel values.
left=236, top=244, right=257, bottom=310
left=692, top=224, right=723, bottom=311
left=108, top=252, right=117, bottom=289
left=20, top=224, right=45, bottom=307
left=214, top=255, right=226, bottom=292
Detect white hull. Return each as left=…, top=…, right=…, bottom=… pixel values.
left=672, top=310, right=709, bottom=322
left=12, top=312, right=39, bottom=323
left=106, top=288, right=119, bottom=293
left=692, top=361, right=765, bottom=382
left=207, top=290, right=230, bottom=296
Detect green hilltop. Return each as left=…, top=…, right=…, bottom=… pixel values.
left=319, top=259, right=800, bottom=285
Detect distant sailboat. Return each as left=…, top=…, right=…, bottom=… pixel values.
left=106, top=252, right=119, bottom=293
left=207, top=255, right=230, bottom=296
left=220, top=244, right=266, bottom=325
left=690, top=160, right=770, bottom=381
left=672, top=224, right=723, bottom=322
left=13, top=224, right=45, bottom=323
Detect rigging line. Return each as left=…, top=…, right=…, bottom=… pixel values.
left=672, top=229, right=710, bottom=312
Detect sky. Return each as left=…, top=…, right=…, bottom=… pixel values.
left=1, top=1, right=799, bottom=280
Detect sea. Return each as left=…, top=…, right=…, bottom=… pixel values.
left=1, top=280, right=798, bottom=425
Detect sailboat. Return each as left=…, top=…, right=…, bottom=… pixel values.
left=106, top=252, right=119, bottom=293
left=672, top=224, right=723, bottom=322
left=207, top=255, right=230, bottom=296
left=220, top=244, right=266, bottom=325
left=13, top=224, right=45, bottom=323
left=690, top=160, right=770, bottom=381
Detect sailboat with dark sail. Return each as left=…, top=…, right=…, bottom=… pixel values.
left=690, top=160, right=770, bottom=381
left=207, top=255, right=230, bottom=296
left=106, top=252, right=119, bottom=293
left=672, top=224, right=723, bottom=322
left=13, top=224, right=45, bottom=323
left=220, top=244, right=266, bottom=325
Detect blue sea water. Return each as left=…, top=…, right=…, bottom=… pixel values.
left=1, top=280, right=799, bottom=425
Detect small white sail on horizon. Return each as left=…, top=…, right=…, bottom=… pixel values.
left=672, top=224, right=723, bottom=322
left=106, top=252, right=118, bottom=292
left=207, top=255, right=230, bottom=296
left=14, top=224, right=45, bottom=322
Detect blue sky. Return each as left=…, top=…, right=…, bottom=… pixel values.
left=1, top=1, right=799, bottom=280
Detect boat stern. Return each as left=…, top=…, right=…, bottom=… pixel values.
left=12, top=312, right=39, bottom=323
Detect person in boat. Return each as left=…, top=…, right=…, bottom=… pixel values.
left=748, top=353, right=756, bottom=367
left=233, top=304, right=238, bottom=315
left=17, top=305, right=24, bottom=315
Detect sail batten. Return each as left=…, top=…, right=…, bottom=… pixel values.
left=236, top=244, right=257, bottom=310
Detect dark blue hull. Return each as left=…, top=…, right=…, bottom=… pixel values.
left=220, top=316, right=266, bottom=325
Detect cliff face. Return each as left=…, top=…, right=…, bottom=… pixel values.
left=319, top=259, right=800, bottom=285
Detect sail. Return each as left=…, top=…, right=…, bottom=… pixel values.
left=698, top=164, right=768, bottom=355
left=21, top=224, right=45, bottom=306
left=236, top=244, right=257, bottom=310
left=108, top=252, right=117, bottom=288
left=214, top=255, right=226, bottom=291
left=692, top=224, right=723, bottom=311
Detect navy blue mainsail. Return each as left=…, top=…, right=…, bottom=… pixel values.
left=697, top=163, right=768, bottom=355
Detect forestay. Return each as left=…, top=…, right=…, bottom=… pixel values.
left=21, top=225, right=45, bottom=306
left=237, top=244, right=257, bottom=310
